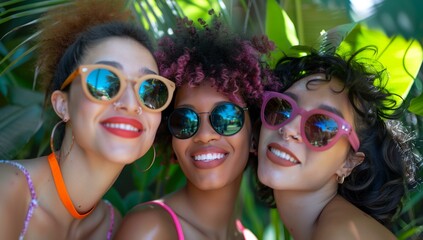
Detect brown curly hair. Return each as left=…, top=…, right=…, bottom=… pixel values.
left=36, top=0, right=134, bottom=97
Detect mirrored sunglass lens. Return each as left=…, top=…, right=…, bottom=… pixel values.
left=86, top=68, right=120, bottom=101
left=139, top=79, right=169, bottom=109
left=305, top=114, right=338, bottom=147
left=210, top=104, right=244, bottom=136
left=169, top=108, right=198, bottom=139
left=264, top=97, right=292, bottom=126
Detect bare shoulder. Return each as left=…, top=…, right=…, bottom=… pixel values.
left=0, top=160, right=37, bottom=238
left=0, top=159, right=35, bottom=208
left=114, top=201, right=181, bottom=240
left=313, top=196, right=397, bottom=240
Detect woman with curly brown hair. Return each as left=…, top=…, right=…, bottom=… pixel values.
left=0, top=1, right=174, bottom=239
left=256, top=47, right=420, bottom=239
left=115, top=12, right=278, bottom=240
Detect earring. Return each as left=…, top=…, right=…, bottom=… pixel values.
left=50, top=120, right=74, bottom=161
left=134, top=145, right=156, bottom=172
left=337, top=174, right=346, bottom=184
left=113, top=101, right=123, bottom=111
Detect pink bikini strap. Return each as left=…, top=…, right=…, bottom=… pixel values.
left=146, top=200, right=185, bottom=240
left=236, top=219, right=258, bottom=240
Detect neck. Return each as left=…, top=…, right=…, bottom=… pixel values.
left=174, top=174, right=243, bottom=239
left=273, top=184, right=337, bottom=240
left=50, top=147, right=123, bottom=219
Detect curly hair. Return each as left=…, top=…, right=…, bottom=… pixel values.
left=154, top=11, right=280, bottom=156
left=257, top=46, right=420, bottom=228
left=155, top=11, right=279, bottom=109
left=36, top=0, right=153, bottom=106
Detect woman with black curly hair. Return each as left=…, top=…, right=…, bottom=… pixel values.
left=115, top=12, right=278, bottom=240
left=0, top=0, right=174, bottom=239
left=256, top=47, right=420, bottom=239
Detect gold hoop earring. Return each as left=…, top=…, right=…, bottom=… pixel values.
left=50, top=120, right=74, bottom=161
left=337, top=174, right=346, bottom=184
left=134, top=145, right=156, bottom=172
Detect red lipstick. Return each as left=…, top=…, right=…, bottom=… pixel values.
left=101, top=117, right=143, bottom=138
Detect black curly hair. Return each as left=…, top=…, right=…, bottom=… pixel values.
left=256, top=46, right=420, bottom=228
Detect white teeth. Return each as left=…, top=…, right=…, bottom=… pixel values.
left=194, top=153, right=225, bottom=162
left=270, top=148, right=299, bottom=163
left=103, top=123, right=139, bottom=132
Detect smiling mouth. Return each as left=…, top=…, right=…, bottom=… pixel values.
left=269, top=147, right=299, bottom=164
left=193, top=153, right=226, bottom=162
left=102, top=123, right=141, bottom=132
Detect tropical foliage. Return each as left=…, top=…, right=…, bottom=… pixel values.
left=1, top=0, right=422, bottom=239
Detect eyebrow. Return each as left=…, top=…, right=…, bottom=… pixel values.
left=142, top=68, right=158, bottom=75
left=318, top=104, right=344, bottom=118
left=283, top=92, right=298, bottom=101
left=96, top=61, right=122, bottom=69
left=95, top=61, right=158, bottom=75
left=285, top=91, right=345, bottom=118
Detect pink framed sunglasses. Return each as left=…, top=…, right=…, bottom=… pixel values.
left=261, top=91, right=360, bottom=151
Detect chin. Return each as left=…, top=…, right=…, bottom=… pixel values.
left=257, top=163, right=272, bottom=187
left=104, top=149, right=145, bottom=165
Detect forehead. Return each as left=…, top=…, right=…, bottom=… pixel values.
left=81, top=37, right=158, bottom=72
left=174, top=83, right=245, bottom=108
left=286, top=73, right=355, bottom=122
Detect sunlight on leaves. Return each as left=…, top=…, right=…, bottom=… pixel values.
left=265, top=0, right=299, bottom=67
left=336, top=24, right=423, bottom=108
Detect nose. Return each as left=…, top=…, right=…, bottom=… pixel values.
left=114, top=81, right=142, bottom=116
left=278, top=114, right=302, bottom=142
left=192, top=113, right=221, bottom=143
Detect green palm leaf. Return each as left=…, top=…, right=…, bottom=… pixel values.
left=0, top=104, right=43, bottom=159
left=265, top=0, right=298, bottom=67
left=336, top=24, right=423, bottom=108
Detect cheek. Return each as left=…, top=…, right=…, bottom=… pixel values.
left=258, top=127, right=272, bottom=153
left=171, top=138, right=186, bottom=157
left=146, top=113, right=161, bottom=133
left=68, top=91, right=101, bottom=124
left=171, top=139, right=191, bottom=171
left=323, top=138, right=351, bottom=164
left=304, top=144, right=349, bottom=178
left=68, top=84, right=96, bottom=116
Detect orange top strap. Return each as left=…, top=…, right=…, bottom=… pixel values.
left=47, top=153, right=94, bottom=219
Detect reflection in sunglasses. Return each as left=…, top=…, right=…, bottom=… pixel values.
left=261, top=91, right=360, bottom=151
left=168, top=102, right=248, bottom=139
left=61, top=64, right=175, bottom=112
